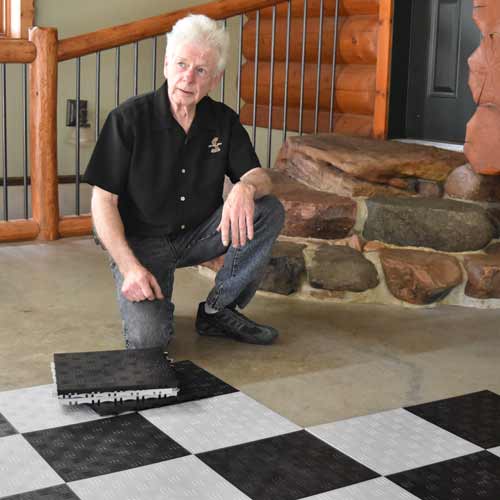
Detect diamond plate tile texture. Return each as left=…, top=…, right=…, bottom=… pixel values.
left=388, top=451, right=500, bottom=500
left=142, top=391, right=300, bottom=454
left=53, top=348, right=177, bottom=395
left=0, top=435, right=63, bottom=498
left=1, top=484, right=81, bottom=500
left=298, top=477, right=421, bottom=499
left=89, top=360, right=238, bottom=416
left=69, top=455, right=251, bottom=500
left=0, top=384, right=102, bottom=433
left=307, top=408, right=482, bottom=475
left=198, top=430, right=379, bottom=500
left=23, top=413, right=189, bottom=482
left=405, top=390, right=500, bottom=449
left=0, top=412, right=17, bottom=437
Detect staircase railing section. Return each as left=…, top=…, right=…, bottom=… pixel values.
left=0, top=0, right=392, bottom=243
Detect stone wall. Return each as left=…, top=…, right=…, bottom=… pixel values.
left=200, top=134, right=500, bottom=309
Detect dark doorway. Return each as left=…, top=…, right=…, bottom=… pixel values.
left=389, top=0, right=481, bottom=143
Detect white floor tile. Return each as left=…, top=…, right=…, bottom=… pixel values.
left=299, top=477, right=420, bottom=499
left=0, top=434, right=63, bottom=497
left=69, top=455, right=251, bottom=500
left=307, top=408, right=481, bottom=475
left=0, top=384, right=102, bottom=432
left=141, top=392, right=300, bottom=453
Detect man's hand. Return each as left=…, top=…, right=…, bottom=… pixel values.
left=217, top=181, right=256, bottom=248
left=121, top=264, right=164, bottom=302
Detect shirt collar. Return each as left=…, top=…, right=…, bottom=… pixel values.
left=152, top=80, right=216, bottom=133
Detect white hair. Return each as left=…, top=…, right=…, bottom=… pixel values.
left=166, top=14, right=230, bottom=74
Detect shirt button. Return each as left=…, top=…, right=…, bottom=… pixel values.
left=181, top=224, right=186, bottom=230
left=181, top=169, right=186, bottom=174
left=180, top=196, right=186, bottom=201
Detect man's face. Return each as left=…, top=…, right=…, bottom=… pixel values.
left=164, top=42, right=221, bottom=109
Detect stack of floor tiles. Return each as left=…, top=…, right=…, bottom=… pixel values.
left=52, top=348, right=179, bottom=405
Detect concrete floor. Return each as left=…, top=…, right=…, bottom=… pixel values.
left=1, top=236, right=499, bottom=427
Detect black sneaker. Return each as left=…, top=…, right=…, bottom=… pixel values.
left=195, top=302, right=279, bottom=345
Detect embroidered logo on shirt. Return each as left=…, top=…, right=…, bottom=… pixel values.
left=208, top=137, right=222, bottom=153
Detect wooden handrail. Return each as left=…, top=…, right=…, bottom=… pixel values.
left=0, top=39, right=36, bottom=63
left=57, top=0, right=287, bottom=62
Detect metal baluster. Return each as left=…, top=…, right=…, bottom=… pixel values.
left=75, top=57, right=81, bottom=215
left=95, top=51, right=101, bottom=140
left=282, top=0, right=291, bottom=143
left=252, top=10, right=260, bottom=147
left=266, top=6, right=276, bottom=168
left=329, top=0, right=340, bottom=132
left=133, top=41, right=139, bottom=96
left=314, top=0, right=324, bottom=133
left=299, top=0, right=308, bottom=135
left=1, top=64, right=7, bottom=221
left=152, top=36, right=157, bottom=90
left=115, top=46, right=121, bottom=107
left=236, top=15, right=243, bottom=115
left=22, top=64, right=29, bottom=218
left=220, top=19, right=227, bottom=103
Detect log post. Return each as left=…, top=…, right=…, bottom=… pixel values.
left=29, top=27, right=60, bottom=240
left=373, top=0, right=393, bottom=139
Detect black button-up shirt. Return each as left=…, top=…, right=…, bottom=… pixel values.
left=83, top=81, right=260, bottom=237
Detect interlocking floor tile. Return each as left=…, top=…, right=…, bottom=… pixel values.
left=23, top=413, right=189, bottom=482
left=308, top=408, right=481, bottom=475
left=69, top=455, right=251, bottom=500
left=1, top=484, right=81, bottom=499
left=0, top=412, right=17, bottom=437
left=0, top=384, right=101, bottom=433
left=142, top=391, right=300, bottom=454
left=0, top=435, right=63, bottom=498
left=198, top=430, right=379, bottom=500
left=298, top=477, right=420, bottom=499
left=405, top=390, right=500, bottom=448
left=388, top=451, right=500, bottom=500
left=89, top=360, right=238, bottom=416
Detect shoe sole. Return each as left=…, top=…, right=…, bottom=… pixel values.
left=196, top=326, right=278, bottom=345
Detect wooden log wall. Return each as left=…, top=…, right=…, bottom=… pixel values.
left=464, top=0, right=500, bottom=175
left=239, top=0, right=390, bottom=137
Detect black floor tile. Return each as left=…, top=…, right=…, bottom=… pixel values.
left=23, top=413, right=189, bottom=482
left=389, top=451, right=500, bottom=500
left=0, top=484, right=80, bottom=500
left=89, top=360, right=238, bottom=416
left=406, top=390, right=500, bottom=449
left=197, top=430, right=379, bottom=500
left=0, top=413, right=17, bottom=437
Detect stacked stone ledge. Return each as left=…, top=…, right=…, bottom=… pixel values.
left=199, top=134, right=500, bottom=308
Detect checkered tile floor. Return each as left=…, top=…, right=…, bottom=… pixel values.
left=1, top=361, right=499, bottom=500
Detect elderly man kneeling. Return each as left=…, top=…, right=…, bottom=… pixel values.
left=83, top=14, right=285, bottom=349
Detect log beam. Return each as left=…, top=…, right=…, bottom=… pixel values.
left=0, top=219, right=39, bottom=242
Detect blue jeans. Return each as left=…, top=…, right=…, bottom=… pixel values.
left=110, top=195, right=285, bottom=349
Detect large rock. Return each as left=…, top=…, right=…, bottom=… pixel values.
left=258, top=241, right=306, bottom=295
left=274, top=149, right=414, bottom=197
left=275, top=134, right=466, bottom=191
left=270, top=170, right=356, bottom=239
left=307, top=244, right=379, bottom=292
left=363, top=196, right=495, bottom=252
left=464, top=254, right=500, bottom=298
left=379, top=249, right=462, bottom=304
left=444, top=164, right=500, bottom=201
